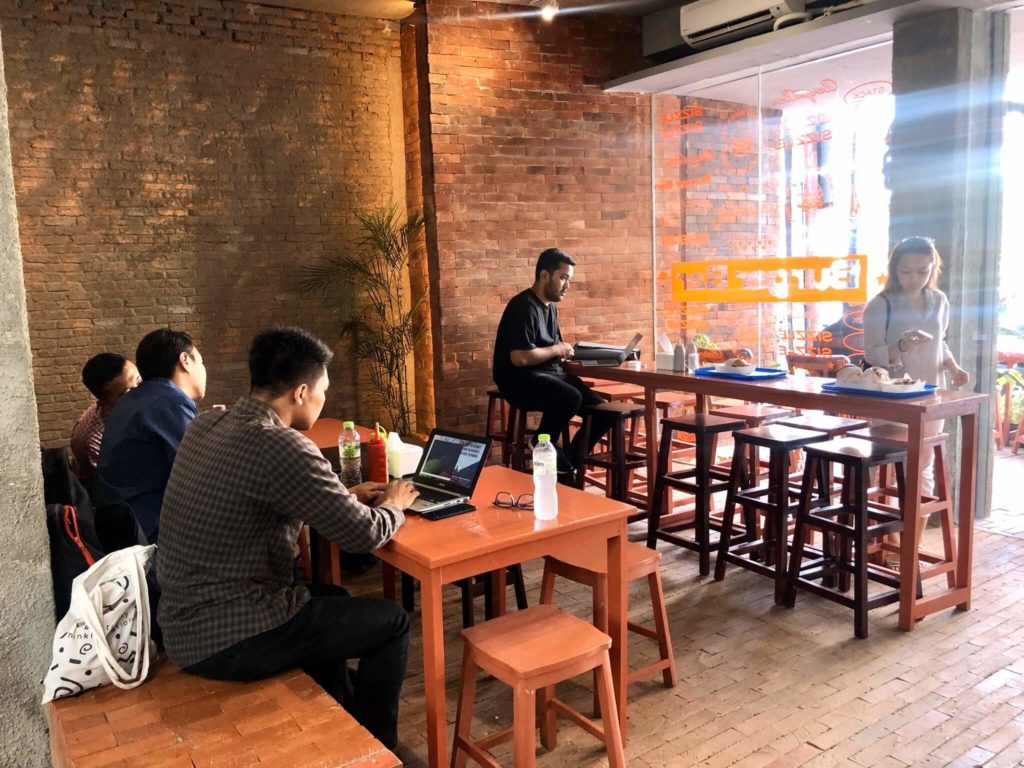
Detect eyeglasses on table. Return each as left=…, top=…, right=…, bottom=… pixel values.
left=493, top=492, right=534, bottom=511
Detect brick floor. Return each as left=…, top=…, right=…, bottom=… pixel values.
left=979, top=449, right=1024, bottom=540
left=341, top=509, right=1024, bottom=767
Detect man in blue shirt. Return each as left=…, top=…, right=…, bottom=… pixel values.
left=96, top=328, right=207, bottom=542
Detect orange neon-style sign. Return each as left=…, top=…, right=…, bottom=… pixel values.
left=671, top=255, right=868, bottom=304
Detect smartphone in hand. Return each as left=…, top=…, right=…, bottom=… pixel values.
left=908, top=329, right=934, bottom=343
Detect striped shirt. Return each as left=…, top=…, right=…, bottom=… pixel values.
left=69, top=402, right=105, bottom=484
left=156, top=396, right=405, bottom=667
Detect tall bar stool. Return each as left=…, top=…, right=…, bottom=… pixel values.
left=714, top=424, right=829, bottom=604
left=505, top=403, right=571, bottom=473
left=451, top=604, right=625, bottom=768
left=540, top=542, right=676, bottom=714
left=774, top=414, right=869, bottom=439
left=847, top=423, right=958, bottom=586
left=629, top=390, right=697, bottom=455
left=575, top=401, right=646, bottom=511
left=485, top=390, right=511, bottom=465
left=783, top=437, right=906, bottom=638
left=775, top=414, right=871, bottom=489
left=646, top=414, right=744, bottom=575
left=709, top=403, right=794, bottom=479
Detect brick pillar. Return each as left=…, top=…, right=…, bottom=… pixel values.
left=890, top=7, right=1007, bottom=518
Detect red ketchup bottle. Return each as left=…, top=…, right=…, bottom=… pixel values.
left=368, top=423, right=389, bottom=483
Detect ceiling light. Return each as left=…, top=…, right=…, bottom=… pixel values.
left=540, top=0, right=558, bottom=22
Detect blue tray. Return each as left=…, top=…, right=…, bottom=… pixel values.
left=820, top=382, right=938, bottom=398
left=694, top=366, right=788, bottom=381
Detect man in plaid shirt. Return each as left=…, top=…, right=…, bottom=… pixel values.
left=157, top=327, right=419, bottom=749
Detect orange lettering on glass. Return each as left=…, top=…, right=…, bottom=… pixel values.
left=671, top=255, right=868, bottom=304
left=660, top=232, right=711, bottom=247
left=655, top=174, right=712, bottom=192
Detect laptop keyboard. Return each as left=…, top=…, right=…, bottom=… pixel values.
left=415, top=485, right=456, bottom=504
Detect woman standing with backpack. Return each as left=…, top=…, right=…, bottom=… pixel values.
left=863, top=236, right=970, bottom=495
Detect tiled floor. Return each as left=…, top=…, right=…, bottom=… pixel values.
left=341, top=477, right=1024, bottom=767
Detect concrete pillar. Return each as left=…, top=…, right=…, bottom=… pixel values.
left=890, top=7, right=1006, bottom=519
left=0, top=25, right=53, bottom=767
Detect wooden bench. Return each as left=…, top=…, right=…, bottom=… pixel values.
left=47, top=656, right=400, bottom=768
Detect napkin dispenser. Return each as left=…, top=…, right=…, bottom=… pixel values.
left=656, top=352, right=681, bottom=370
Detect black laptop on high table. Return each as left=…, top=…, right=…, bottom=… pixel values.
left=406, top=429, right=491, bottom=514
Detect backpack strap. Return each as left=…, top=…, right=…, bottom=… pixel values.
left=63, top=505, right=95, bottom=568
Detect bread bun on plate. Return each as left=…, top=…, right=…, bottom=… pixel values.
left=716, top=357, right=755, bottom=375
left=835, top=365, right=865, bottom=386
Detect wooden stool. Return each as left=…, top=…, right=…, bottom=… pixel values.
left=710, top=403, right=794, bottom=479
left=775, top=414, right=869, bottom=439
left=505, top=403, right=570, bottom=473
left=783, top=438, right=905, bottom=638
left=486, top=390, right=511, bottom=465
left=452, top=604, right=625, bottom=768
left=575, top=401, right=646, bottom=511
left=629, top=390, right=697, bottom=454
left=714, top=424, right=829, bottom=604
left=647, top=414, right=744, bottom=575
left=776, top=413, right=871, bottom=490
left=540, top=542, right=676, bottom=712
left=847, top=424, right=958, bottom=586
left=590, top=382, right=645, bottom=402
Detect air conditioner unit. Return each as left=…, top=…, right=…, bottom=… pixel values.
left=680, top=0, right=807, bottom=49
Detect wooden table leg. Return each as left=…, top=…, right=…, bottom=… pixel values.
left=489, top=568, right=508, bottom=618
left=606, top=522, right=628, bottom=739
left=421, top=573, right=448, bottom=767
left=956, top=411, right=977, bottom=610
left=644, top=386, right=657, bottom=503
left=899, top=420, right=924, bottom=631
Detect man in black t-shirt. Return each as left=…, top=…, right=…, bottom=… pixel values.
left=493, top=248, right=613, bottom=480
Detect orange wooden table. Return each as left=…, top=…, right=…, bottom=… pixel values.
left=567, top=362, right=987, bottom=633
left=375, top=464, right=632, bottom=768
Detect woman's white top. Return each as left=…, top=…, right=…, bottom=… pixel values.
left=863, top=288, right=954, bottom=386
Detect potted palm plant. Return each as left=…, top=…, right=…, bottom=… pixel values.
left=300, top=203, right=427, bottom=436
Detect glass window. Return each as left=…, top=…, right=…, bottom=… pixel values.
left=653, top=43, right=894, bottom=372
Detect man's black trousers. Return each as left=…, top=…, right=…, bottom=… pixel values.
left=498, top=369, right=616, bottom=472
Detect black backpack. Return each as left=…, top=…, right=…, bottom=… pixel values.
left=41, top=447, right=148, bottom=623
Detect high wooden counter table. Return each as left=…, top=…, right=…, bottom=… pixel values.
left=375, top=464, right=632, bottom=768
left=566, top=362, right=987, bottom=633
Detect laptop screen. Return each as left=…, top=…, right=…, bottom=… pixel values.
left=415, top=431, right=489, bottom=493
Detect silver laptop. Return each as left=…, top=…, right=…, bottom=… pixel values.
left=575, top=333, right=643, bottom=367
left=406, top=430, right=492, bottom=513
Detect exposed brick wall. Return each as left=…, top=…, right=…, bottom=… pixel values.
left=417, top=0, right=651, bottom=433
left=0, top=0, right=406, bottom=445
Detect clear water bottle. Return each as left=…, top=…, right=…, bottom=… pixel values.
left=339, top=421, right=362, bottom=487
left=686, top=338, right=701, bottom=373
left=532, top=434, right=559, bottom=521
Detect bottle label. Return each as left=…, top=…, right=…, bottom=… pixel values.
left=342, top=445, right=360, bottom=459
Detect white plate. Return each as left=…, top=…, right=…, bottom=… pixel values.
left=879, top=380, right=928, bottom=394
left=715, top=362, right=756, bottom=375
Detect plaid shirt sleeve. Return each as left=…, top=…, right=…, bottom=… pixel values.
left=261, top=427, right=405, bottom=552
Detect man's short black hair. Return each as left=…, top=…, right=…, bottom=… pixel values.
left=535, top=248, right=576, bottom=282
left=136, top=328, right=195, bottom=381
left=81, top=352, right=127, bottom=399
left=249, top=327, right=334, bottom=397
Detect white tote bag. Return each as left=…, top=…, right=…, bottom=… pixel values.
left=42, top=544, right=157, bottom=703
